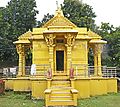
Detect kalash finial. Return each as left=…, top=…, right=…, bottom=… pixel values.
left=56, top=1, right=59, bottom=10
left=55, top=1, right=64, bottom=17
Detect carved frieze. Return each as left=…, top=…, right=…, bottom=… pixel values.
left=94, top=44, right=103, bottom=55
left=44, top=34, right=56, bottom=47
left=65, top=34, right=76, bottom=46
left=16, top=44, right=25, bottom=54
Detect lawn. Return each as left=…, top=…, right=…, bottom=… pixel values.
left=78, top=93, right=120, bottom=107
left=0, top=92, right=120, bottom=107
left=0, top=92, right=44, bottom=107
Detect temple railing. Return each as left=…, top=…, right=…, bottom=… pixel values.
left=0, top=64, right=118, bottom=79
left=32, top=64, right=50, bottom=77
left=0, top=64, right=51, bottom=78
left=71, top=64, right=117, bottom=78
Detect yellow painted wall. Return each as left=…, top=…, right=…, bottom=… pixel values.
left=4, top=79, right=14, bottom=90
left=90, top=78, right=107, bottom=96
left=13, top=78, right=31, bottom=92
left=72, top=40, right=88, bottom=75
left=32, top=40, right=49, bottom=64
left=107, top=78, right=117, bottom=93
left=31, top=80, right=47, bottom=99
left=32, top=40, right=49, bottom=74
left=75, top=79, right=90, bottom=99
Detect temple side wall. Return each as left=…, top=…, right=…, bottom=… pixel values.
left=13, top=78, right=31, bottom=92
left=90, top=78, right=107, bottom=96
left=72, top=40, right=88, bottom=75
left=4, top=79, right=14, bottom=90
left=75, top=79, right=90, bottom=99
left=107, top=78, right=117, bottom=93
left=32, top=40, right=49, bottom=74
left=31, top=79, right=47, bottom=99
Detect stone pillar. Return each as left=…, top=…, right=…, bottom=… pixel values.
left=65, top=33, right=76, bottom=76
left=18, top=52, right=23, bottom=76
left=93, top=44, right=102, bottom=76
left=66, top=46, right=72, bottom=75
left=44, top=34, right=56, bottom=75
left=94, top=47, right=98, bottom=76
left=49, top=46, right=54, bottom=74
left=97, top=44, right=102, bottom=76
left=22, top=51, right=25, bottom=76
left=16, top=44, right=25, bottom=76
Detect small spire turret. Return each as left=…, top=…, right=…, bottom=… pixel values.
left=55, top=1, right=64, bottom=17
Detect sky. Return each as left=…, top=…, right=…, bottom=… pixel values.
left=0, top=0, right=120, bottom=27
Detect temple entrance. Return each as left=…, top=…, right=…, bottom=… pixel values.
left=56, top=51, right=64, bottom=71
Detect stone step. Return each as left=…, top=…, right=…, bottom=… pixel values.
left=51, top=99, right=73, bottom=102
left=52, top=81, right=70, bottom=83
left=51, top=96, right=72, bottom=98
left=49, top=100, right=74, bottom=106
left=52, top=81, right=70, bottom=86
left=50, top=86, right=72, bottom=90
left=52, top=76, right=69, bottom=80
left=51, top=92, right=71, bottom=96
left=52, top=91, right=71, bottom=94
left=51, top=96, right=73, bottom=100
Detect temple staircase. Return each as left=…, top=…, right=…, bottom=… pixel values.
left=44, top=75, right=78, bottom=107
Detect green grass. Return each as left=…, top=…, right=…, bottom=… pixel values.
left=78, top=93, right=120, bottom=107
left=0, top=92, right=44, bottom=107
left=0, top=92, right=120, bottom=107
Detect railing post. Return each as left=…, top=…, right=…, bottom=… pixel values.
left=44, top=89, right=52, bottom=107
left=47, top=68, right=52, bottom=79
left=47, top=79, right=51, bottom=88
left=70, top=67, right=74, bottom=78
left=71, top=89, right=78, bottom=106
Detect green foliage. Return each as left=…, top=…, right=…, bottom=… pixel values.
left=37, top=13, right=54, bottom=27
left=97, top=23, right=120, bottom=67
left=0, top=0, right=38, bottom=67
left=62, top=0, right=96, bottom=30
left=4, top=0, right=38, bottom=39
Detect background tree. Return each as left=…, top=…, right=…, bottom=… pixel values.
left=37, top=13, right=54, bottom=27
left=0, top=0, right=38, bottom=67
left=62, top=0, right=96, bottom=30
left=97, top=23, right=120, bottom=67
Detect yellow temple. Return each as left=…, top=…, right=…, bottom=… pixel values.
left=4, top=8, right=117, bottom=106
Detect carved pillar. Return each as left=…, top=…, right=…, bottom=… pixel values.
left=66, top=46, right=72, bottom=75
left=65, top=33, right=76, bottom=75
left=49, top=46, right=54, bottom=73
left=22, top=50, right=25, bottom=76
left=97, top=44, right=102, bottom=76
left=44, top=34, right=56, bottom=75
left=94, top=44, right=102, bottom=76
left=16, top=44, right=25, bottom=76
left=93, top=47, right=98, bottom=76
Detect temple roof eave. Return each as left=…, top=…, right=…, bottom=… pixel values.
left=43, top=30, right=78, bottom=34
left=89, top=39, right=107, bottom=44
left=13, top=40, right=31, bottom=44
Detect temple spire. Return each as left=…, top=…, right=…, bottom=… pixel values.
left=55, top=1, right=64, bottom=17
left=56, top=1, right=59, bottom=10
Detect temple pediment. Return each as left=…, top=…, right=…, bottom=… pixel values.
left=42, top=16, right=77, bottom=28
left=42, top=8, right=77, bottom=28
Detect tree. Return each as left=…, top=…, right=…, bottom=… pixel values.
left=3, top=0, right=38, bottom=40
left=61, top=0, right=96, bottom=30
left=0, top=0, right=38, bottom=67
left=97, top=23, right=120, bottom=67
left=37, top=13, right=54, bottom=27
left=107, top=27, right=120, bottom=67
